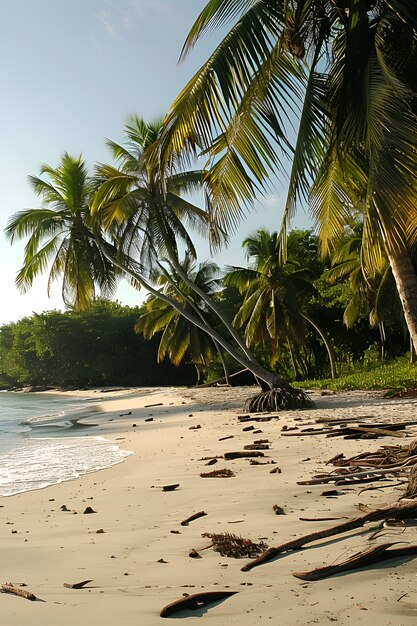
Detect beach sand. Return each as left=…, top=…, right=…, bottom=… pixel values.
left=2, top=385, right=417, bottom=625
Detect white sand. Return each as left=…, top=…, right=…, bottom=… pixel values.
left=1, top=386, right=417, bottom=625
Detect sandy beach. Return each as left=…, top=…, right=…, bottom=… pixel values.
left=2, top=385, right=417, bottom=625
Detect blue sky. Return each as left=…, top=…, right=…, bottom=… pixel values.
left=0, top=0, right=311, bottom=324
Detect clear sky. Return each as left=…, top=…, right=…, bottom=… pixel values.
left=0, top=0, right=311, bottom=325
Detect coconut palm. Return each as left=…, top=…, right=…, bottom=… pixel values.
left=92, top=115, right=315, bottom=407
left=225, top=228, right=337, bottom=379
left=328, top=229, right=406, bottom=361
left=158, top=0, right=417, bottom=353
left=135, top=254, right=230, bottom=383
left=5, top=153, right=117, bottom=309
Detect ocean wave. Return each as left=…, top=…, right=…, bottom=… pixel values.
left=0, top=436, right=133, bottom=497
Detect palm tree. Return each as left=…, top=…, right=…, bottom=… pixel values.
left=135, top=254, right=230, bottom=383
left=5, top=153, right=117, bottom=309
left=328, top=229, right=405, bottom=361
left=158, top=1, right=417, bottom=354
left=225, top=228, right=337, bottom=379
left=91, top=115, right=315, bottom=408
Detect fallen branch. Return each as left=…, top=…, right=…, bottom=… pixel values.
left=181, top=511, right=207, bottom=526
left=160, top=590, right=238, bottom=617
left=224, top=451, right=265, bottom=460
left=241, top=500, right=417, bottom=572
left=1, top=584, right=38, bottom=601
left=292, top=543, right=417, bottom=581
left=297, top=465, right=413, bottom=486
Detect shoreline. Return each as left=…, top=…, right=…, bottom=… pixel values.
left=2, top=386, right=417, bottom=624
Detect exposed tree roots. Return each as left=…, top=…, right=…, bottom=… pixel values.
left=244, top=386, right=315, bottom=413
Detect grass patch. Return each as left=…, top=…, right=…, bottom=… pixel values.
left=294, top=356, right=417, bottom=391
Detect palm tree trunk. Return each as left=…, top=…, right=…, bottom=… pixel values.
left=410, top=336, right=416, bottom=364
left=388, top=249, right=417, bottom=355
left=379, top=322, right=386, bottom=362
left=99, top=242, right=280, bottom=388
left=153, top=258, right=232, bottom=384
left=159, top=230, right=257, bottom=364
left=301, top=314, right=337, bottom=379
left=216, top=345, right=231, bottom=385
left=287, top=340, right=299, bottom=380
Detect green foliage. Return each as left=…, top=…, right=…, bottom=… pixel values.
left=296, top=356, right=417, bottom=392
left=0, top=300, right=196, bottom=388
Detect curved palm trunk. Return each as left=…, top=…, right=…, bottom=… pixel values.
left=159, top=230, right=257, bottom=364
left=388, top=250, right=417, bottom=355
left=153, top=258, right=231, bottom=384
left=216, top=344, right=231, bottom=385
left=100, top=243, right=279, bottom=388
left=301, top=314, right=337, bottom=380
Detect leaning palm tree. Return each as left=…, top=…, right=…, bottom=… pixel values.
left=158, top=1, right=417, bottom=354
left=5, top=153, right=117, bottom=309
left=135, top=254, right=230, bottom=383
left=92, top=116, right=314, bottom=409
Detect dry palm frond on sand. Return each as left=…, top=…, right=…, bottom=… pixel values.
left=201, top=532, right=268, bottom=558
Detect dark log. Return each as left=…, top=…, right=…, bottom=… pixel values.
left=1, top=584, right=38, bottom=601
left=144, top=403, right=163, bottom=408
left=224, top=451, right=265, bottom=460
left=293, top=543, right=417, bottom=581
left=244, top=444, right=270, bottom=450
left=181, top=511, right=207, bottom=526
left=219, top=435, right=234, bottom=441
left=162, top=484, right=180, bottom=492
left=160, top=590, right=238, bottom=617
left=63, top=579, right=93, bottom=589
left=241, top=500, right=417, bottom=572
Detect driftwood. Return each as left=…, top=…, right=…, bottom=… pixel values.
left=162, top=483, right=179, bottom=491
left=200, top=468, right=235, bottom=478
left=224, top=451, right=265, bottom=460
left=201, top=532, right=268, bottom=558
left=403, top=464, right=417, bottom=499
left=219, top=435, right=234, bottom=441
left=160, top=591, right=238, bottom=617
left=282, top=424, right=408, bottom=439
left=244, top=444, right=270, bottom=450
left=299, top=517, right=346, bottom=522
left=181, top=511, right=207, bottom=526
left=63, top=579, right=93, bottom=589
left=297, top=465, right=412, bottom=486
left=144, top=402, right=163, bottom=408
left=1, top=584, right=38, bottom=601
left=238, top=416, right=273, bottom=423
left=241, top=500, right=417, bottom=572
left=293, top=543, right=417, bottom=581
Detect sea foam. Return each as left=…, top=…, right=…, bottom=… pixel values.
left=0, top=436, right=133, bottom=496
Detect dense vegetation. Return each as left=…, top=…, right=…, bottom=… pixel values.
left=0, top=300, right=196, bottom=388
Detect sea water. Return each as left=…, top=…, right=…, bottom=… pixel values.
left=0, top=392, right=133, bottom=496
